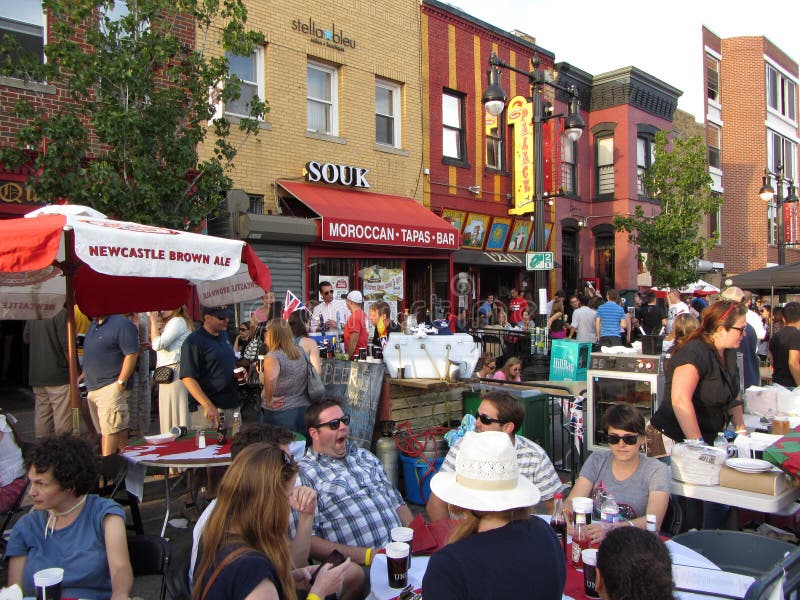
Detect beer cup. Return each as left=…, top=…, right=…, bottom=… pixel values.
left=385, top=542, right=410, bottom=589
left=34, top=568, right=63, bottom=600
left=582, top=549, right=599, bottom=598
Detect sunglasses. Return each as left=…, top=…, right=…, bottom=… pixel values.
left=476, top=411, right=504, bottom=426
left=487, top=364, right=496, bottom=370
left=239, top=327, right=248, bottom=332
left=322, top=290, right=334, bottom=296
left=313, top=414, right=351, bottom=430
left=607, top=433, right=639, bottom=446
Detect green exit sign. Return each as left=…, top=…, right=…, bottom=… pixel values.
left=526, top=251, right=554, bottom=270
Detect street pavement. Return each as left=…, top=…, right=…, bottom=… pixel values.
left=0, top=383, right=194, bottom=599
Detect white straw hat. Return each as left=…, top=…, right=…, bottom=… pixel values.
left=429, top=431, right=540, bottom=512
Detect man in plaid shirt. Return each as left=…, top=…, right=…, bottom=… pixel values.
left=297, top=399, right=413, bottom=565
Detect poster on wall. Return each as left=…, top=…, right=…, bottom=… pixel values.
left=319, top=275, right=350, bottom=300
left=486, top=217, right=512, bottom=251
left=507, top=219, right=532, bottom=253
left=527, top=223, right=554, bottom=251
left=358, top=264, right=404, bottom=301
left=462, top=213, right=490, bottom=249
left=440, top=209, right=466, bottom=235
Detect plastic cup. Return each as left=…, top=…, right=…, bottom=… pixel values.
left=572, top=496, right=594, bottom=525
left=391, top=526, right=414, bottom=568
left=773, top=415, right=790, bottom=436
left=582, top=549, right=599, bottom=598
left=233, top=367, right=247, bottom=384
left=33, top=568, right=63, bottom=600
left=385, top=541, right=410, bottom=589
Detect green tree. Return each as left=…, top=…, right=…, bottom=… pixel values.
left=0, top=0, right=266, bottom=229
left=614, top=131, right=719, bottom=289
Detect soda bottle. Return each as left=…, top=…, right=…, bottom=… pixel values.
left=549, top=493, right=568, bottom=557
left=326, top=339, right=334, bottom=359
left=600, top=493, right=619, bottom=529
left=571, top=511, right=590, bottom=568
left=231, top=411, right=241, bottom=437
left=319, top=314, right=325, bottom=333
left=217, top=410, right=227, bottom=445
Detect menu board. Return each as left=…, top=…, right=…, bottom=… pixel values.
left=320, top=359, right=386, bottom=448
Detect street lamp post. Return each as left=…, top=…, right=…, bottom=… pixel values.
left=482, top=52, right=584, bottom=323
left=759, top=165, right=799, bottom=265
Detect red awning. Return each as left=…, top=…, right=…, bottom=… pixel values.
left=277, top=180, right=459, bottom=251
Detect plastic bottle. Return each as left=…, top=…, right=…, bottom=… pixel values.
left=714, top=431, right=730, bottom=457
left=600, top=493, right=619, bottom=528
left=217, top=410, right=227, bottom=445
left=571, top=511, right=590, bottom=568
left=646, top=514, right=658, bottom=533
left=319, top=314, right=325, bottom=334
left=231, top=411, right=241, bottom=437
left=402, top=309, right=410, bottom=334
left=549, top=493, right=567, bottom=557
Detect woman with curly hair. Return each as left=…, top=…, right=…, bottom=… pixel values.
left=193, top=444, right=349, bottom=600
left=596, top=526, right=675, bottom=600
left=5, top=434, right=132, bottom=600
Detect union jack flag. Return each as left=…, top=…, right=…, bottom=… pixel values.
left=282, top=289, right=308, bottom=320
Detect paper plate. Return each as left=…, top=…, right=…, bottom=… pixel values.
left=144, top=432, right=178, bottom=444
left=725, top=457, right=774, bottom=473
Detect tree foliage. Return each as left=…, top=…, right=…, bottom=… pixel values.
left=0, top=0, right=266, bottom=229
left=614, top=131, right=719, bottom=289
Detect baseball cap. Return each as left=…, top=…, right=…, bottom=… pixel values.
left=202, top=305, right=233, bottom=319
left=719, top=287, right=745, bottom=303
left=346, top=290, right=363, bottom=304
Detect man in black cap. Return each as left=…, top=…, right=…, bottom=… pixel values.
left=180, top=305, right=239, bottom=429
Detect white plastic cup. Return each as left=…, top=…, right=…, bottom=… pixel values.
left=385, top=541, right=410, bottom=589
left=33, top=567, right=63, bottom=600
left=582, top=549, right=599, bottom=598
left=391, top=526, right=414, bottom=569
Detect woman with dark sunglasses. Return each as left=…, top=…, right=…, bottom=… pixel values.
left=565, top=404, right=670, bottom=543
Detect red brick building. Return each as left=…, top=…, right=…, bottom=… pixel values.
left=702, top=26, right=799, bottom=275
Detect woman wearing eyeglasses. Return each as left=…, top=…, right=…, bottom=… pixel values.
left=565, top=404, right=670, bottom=542
left=651, top=299, right=749, bottom=447
left=493, top=356, right=522, bottom=382
left=233, top=322, right=253, bottom=358
left=472, top=352, right=496, bottom=380
left=193, top=444, right=350, bottom=600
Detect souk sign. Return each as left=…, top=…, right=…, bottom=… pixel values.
left=305, top=160, right=370, bottom=189
left=291, top=18, right=356, bottom=51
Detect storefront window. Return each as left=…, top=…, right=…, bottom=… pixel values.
left=308, top=258, right=355, bottom=304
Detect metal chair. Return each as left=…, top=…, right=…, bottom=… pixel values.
left=128, top=534, right=169, bottom=600
left=744, top=545, right=800, bottom=599
left=164, top=539, right=191, bottom=600
left=671, top=530, right=794, bottom=577
left=96, top=454, right=144, bottom=535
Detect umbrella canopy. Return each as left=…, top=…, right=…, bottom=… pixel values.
left=650, top=279, right=720, bottom=298
left=728, top=262, right=800, bottom=294
left=0, top=212, right=271, bottom=319
left=0, top=207, right=271, bottom=428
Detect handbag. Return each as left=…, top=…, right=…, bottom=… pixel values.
left=153, top=365, right=175, bottom=384
left=305, top=352, right=326, bottom=401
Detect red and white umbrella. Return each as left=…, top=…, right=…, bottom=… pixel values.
left=0, top=206, right=271, bottom=427
left=651, top=279, right=720, bottom=298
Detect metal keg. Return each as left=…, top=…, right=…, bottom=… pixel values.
left=375, top=420, right=399, bottom=488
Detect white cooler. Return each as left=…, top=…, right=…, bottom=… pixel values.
left=381, top=333, right=481, bottom=380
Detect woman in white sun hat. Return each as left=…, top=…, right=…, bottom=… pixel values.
left=422, top=431, right=566, bottom=599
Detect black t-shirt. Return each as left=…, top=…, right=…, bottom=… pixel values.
left=199, top=548, right=283, bottom=600
left=639, top=303, right=666, bottom=335
left=651, top=339, right=741, bottom=445
left=180, top=327, right=240, bottom=409
left=769, top=325, right=800, bottom=388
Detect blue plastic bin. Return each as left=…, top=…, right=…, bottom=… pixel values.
left=399, top=453, right=444, bottom=505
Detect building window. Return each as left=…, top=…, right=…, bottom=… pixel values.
left=707, top=123, right=721, bottom=170
left=307, top=60, right=338, bottom=135
left=767, top=63, right=797, bottom=122
left=99, top=1, right=149, bottom=38
left=561, top=227, right=579, bottom=293
left=0, top=0, right=45, bottom=78
left=562, top=137, right=576, bottom=195
left=224, top=50, right=264, bottom=119
left=637, top=136, right=655, bottom=196
left=442, top=90, right=466, bottom=164
left=594, top=228, right=615, bottom=292
left=769, top=130, right=797, bottom=181
left=375, top=79, right=401, bottom=147
left=485, top=111, right=504, bottom=170
left=709, top=194, right=721, bottom=242
left=768, top=200, right=777, bottom=246
left=248, top=194, right=264, bottom=215
left=706, top=54, right=720, bottom=102
left=596, top=135, right=614, bottom=196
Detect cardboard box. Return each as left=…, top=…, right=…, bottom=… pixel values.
left=549, top=339, right=591, bottom=382
left=718, top=465, right=789, bottom=496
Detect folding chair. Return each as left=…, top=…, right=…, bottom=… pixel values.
left=744, top=545, right=800, bottom=599
left=659, top=495, right=684, bottom=537
left=96, top=454, right=144, bottom=535
left=165, top=540, right=192, bottom=600
left=127, top=534, right=169, bottom=600
left=672, top=530, right=794, bottom=578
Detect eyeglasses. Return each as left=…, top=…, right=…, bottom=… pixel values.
left=322, top=290, right=334, bottom=296
left=730, top=326, right=746, bottom=335
left=487, top=364, right=497, bottom=370
left=607, top=433, right=639, bottom=446
left=238, top=327, right=248, bottom=332
left=476, top=411, right=504, bottom=426
left=313, top=414, right=351, bottom=430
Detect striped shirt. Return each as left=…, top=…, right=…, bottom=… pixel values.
left=441, top=434, right=563, bottom=501
left=296, top=443, right=403, bottom=548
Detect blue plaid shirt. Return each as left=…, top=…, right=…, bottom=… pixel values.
left=294, top=443, right=404, bottom=548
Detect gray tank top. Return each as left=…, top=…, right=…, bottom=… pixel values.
left=262, top=348, right=309, bottom=411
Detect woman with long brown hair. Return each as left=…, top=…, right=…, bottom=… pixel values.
left=193, top=444, right=348, bottom=600
left=261, top=320, right=310, bottom=435
left=149, top=307, right=193, bottom=434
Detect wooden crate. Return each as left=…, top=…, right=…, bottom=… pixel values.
left=386, top=380, right=468, bottom=434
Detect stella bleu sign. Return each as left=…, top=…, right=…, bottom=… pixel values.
left=292, top=18, right=356, bottom=51
left=305, top=161, right=370, bottom=188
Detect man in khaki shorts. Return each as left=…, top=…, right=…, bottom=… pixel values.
left=82, top=314, right=139, bottom=455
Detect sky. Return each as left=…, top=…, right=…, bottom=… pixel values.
left=448, top=0, right=800, bottom=122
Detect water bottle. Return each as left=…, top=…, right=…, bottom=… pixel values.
left=714, top=431, right=732, bottom=457
left=600, top=493, right=619, bottom=528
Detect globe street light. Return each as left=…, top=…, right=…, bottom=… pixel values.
left=759, top=165, right=799, bottom=265
left=482, top=51, right=585, bottom=322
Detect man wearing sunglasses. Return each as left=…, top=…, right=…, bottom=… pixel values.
left=310, top=281, right=350, bottom=333
left=294, top=400, right=413, bottom=567
left=426, top=391, right=563, bottom=521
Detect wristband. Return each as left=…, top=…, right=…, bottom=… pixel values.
left=307, top=594, right=322, bottom=600
left=735, top=428, right=748, bottom=434
left=364, top=547, right=373, bottom=566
